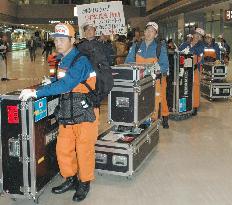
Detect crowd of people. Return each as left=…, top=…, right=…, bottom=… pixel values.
left=0, top=21, right=230, bottom=202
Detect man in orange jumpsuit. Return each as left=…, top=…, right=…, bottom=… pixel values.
left=19, top=23, right=99, bottom=202
left=125, top=22, right=170, bottom=128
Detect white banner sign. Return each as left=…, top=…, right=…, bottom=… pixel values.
left=75, top=1, right=126, bottom=38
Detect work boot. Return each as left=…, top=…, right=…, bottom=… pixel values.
left=72, top=181, right=90, bottom=202
left=51, top=176, right=78, bottom=194
left=162, top=116, right=169, bottom=129
left=192, top=108, right=198, bottom=116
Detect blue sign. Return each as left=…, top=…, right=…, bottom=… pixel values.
left=179, top=98, right=186, bottom=113
left=34, top=97, right=47, bottom=122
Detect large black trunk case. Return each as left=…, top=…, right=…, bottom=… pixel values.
left=167, top=52, right=194, bottom=119
left=108, top=77, right=155, bottom=127
left=95, top=121, right=159, bottom=177
left=0, top=91, right=59, bottom=202
left=200, top=80, right=232, bottom=99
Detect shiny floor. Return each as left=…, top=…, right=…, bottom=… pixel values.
left=1, top=49, right=232, bottom=205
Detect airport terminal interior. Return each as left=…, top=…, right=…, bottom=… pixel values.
left=1, top=0, right=232, bottom=205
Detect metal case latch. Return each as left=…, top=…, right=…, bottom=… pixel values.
left=8, top=138, right=20, bottom=158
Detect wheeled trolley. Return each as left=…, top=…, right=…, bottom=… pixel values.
left=167, top=52, right=194, bottom=120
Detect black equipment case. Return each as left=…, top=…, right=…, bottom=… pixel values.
left=167, top=52, right=194, bottom=120
left=0, top=90, right=59, bottom=203
left=200, top=80, right=232, bottom=99
left=95, top=121, right=159, bottom=177
left=111, top=63, right=153, bottom=83
left=202, top=62, right=227, bottom=80
left=108, top=76, right=155, bottom=127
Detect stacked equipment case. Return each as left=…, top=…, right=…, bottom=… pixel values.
left=95, top=64, right=159, bottom=177
left=201, top=62, right=232, bottom=99
left=0, top=90, right=59, bottom=203
left=167, top=52, right=194, bottom=120
left=109, top=64, right=155, bottom=130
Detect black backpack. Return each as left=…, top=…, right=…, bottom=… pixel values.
left=72, top=41, right=114, bottom=107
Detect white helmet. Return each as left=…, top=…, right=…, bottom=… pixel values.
left=146, top=22, right=158, bottom=32
left=195, top=28, right=205, bottom=36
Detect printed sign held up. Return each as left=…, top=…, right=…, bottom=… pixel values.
left=75, top=1, right=126, bottom=38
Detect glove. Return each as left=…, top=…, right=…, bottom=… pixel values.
left=182, top=47, right=190, bottom=54
left=42, top=76, right=51, bottom=85
left=19, top=89, right=37, bottom=101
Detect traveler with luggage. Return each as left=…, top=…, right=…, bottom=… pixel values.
left=179, top=28, right=205, bottom=116
left=19, top=23, right=99, bottom=202
left=125, top=22, right=170, bottom=129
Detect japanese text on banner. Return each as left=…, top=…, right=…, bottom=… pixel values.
left=76, top=1, right=126, bottom=38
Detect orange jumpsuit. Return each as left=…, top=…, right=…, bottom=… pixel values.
left=193, top=55, right=202, bottom=109
left=55, top=70, right=99, bottom=182
left=136, top=55, right=169, bottom=120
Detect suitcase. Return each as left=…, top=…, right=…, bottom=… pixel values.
left=111, top=63, right=154, bottom=83
left=202, top=62, right=227, bottom=80
left=167, top=52, right=194, bottom=120
left=200, top=80, right=232, bottom=99
left=108, top=76, right=155, bottom=127
left=0, top=90, right=59, bottom=203
left=95, top=121, right=159, bottom=177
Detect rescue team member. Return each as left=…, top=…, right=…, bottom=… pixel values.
left=179, top=28, right=205, bottom=116
left=19, top=23, right=98, bottom=202
left=77, top=22, right=112, bottom=68
left=125, top=22, right=170, bottom=129
left=204, top=33, right=220, bottom=62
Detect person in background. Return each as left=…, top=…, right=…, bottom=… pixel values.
left=127, top=28, right=142, bottom=49
left=125, top=22, right=170, bottom=128
left=27, top=36, right=37, bottom=62
left=0, top=33, right=9, bottom=81
left=19, top=23, right=99, bottom=202
left=42, top=39, right=54, bottom=60
left=179, top=28, right=205, bottom=116
left=98, top=32, right=115, bottom=66
left=217, top=34, right=230, bottom=64
left=167, top=38, right=176, bottom=51
left=186, top=34, right=193, bottom=43
left=77, top=23, right=111, bottom=68
left=204, top=33, right=220, bottom=62
left=114, top=35, right=128, bottom=65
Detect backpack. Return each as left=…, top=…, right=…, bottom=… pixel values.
left=72, top=41, right=114, bottom=107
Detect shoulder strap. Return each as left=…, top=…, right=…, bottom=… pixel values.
left=134, top=41, right=142, bottom=59
left=156, top=39, right=163, bottom=60
left=70, top=49, right=85, bottom=67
